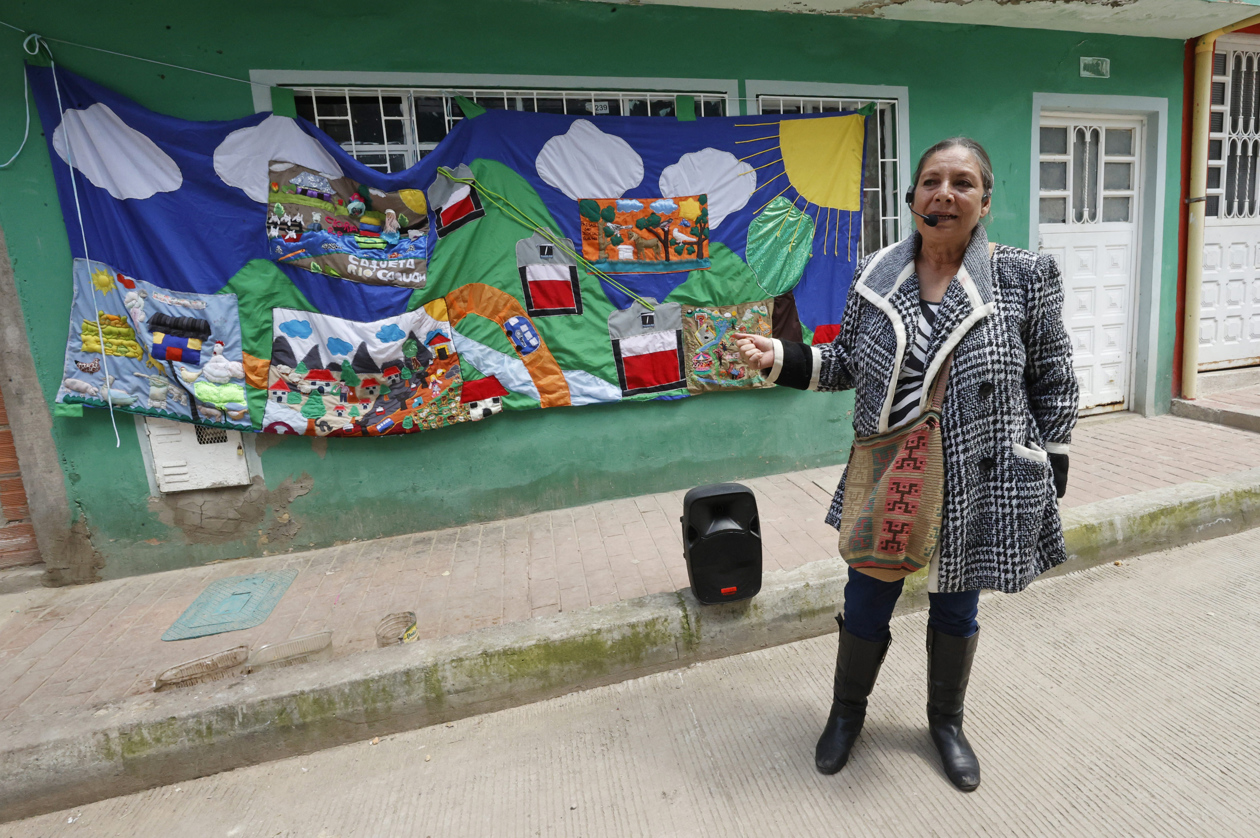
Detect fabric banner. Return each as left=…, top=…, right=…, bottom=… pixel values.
left=30, top=64, right=866, bottom=437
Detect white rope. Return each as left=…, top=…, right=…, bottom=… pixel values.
left=0, top=34, right=40, bottom=169
left=40, top=34, right=120, bottom=446
left=0, top=20, right=271, bottom=88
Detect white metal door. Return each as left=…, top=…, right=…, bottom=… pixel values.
left=1037, top=115, right=1143, bottom=413
left=1198, top=223, right=1260, bottom=369
left=1200, top=35, right=1260, bottom=370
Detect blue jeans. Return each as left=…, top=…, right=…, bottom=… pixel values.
left=842, top=567, right=979, bottom=642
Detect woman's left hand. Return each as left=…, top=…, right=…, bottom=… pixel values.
left=1050, top=453, right=1068, bottom=499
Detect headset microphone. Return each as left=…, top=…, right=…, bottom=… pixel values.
left=905, top=185, right=939, bottom=227
left=909, top=207, right=939, bottom=227
left=903, top=184, right=992, bottom=229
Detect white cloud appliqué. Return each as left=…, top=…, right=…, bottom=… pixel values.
left=535, top=120, right=643, bottom=201
left=52, top=103, right=182, bottom=201
left=658, top=148, right=755, bottom=229
left=214, top=115, right=344, bottom=203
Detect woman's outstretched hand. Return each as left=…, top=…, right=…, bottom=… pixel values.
left=734, top=332, right=775, bottom=370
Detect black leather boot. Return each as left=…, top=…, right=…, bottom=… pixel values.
left=815, top=617, right=890, bottom=775
left=926, top=626, right=981, bottom=791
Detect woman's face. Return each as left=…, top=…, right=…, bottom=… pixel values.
left=910, top=146, right=990, bottom=244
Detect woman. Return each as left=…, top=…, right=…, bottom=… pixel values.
left=736, top=138, right=1077, bottom=792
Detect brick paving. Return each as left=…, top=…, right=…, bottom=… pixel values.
left=1, top=412, right=1258, bottom=731
left=1186, top=382, right=1260, bottom=416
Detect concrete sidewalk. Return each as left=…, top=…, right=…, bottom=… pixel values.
left=4, top=411, right=1260, bottom=820
left=1174, top=382, right=1260, bottom=433
left=8, top=524, right=1259, bottom=837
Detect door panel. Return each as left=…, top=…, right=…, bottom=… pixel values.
left=1038, top=115, right=1142, bottom=413
left=1040, top=228, right=1135, bottom=410
left=1199, top=221, right=1260, bottom=369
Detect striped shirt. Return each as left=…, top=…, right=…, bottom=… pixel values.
left=888, top=298, right=941, bottom=430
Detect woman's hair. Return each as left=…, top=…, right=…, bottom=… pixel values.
left=911, top=137, right=994, bottom=200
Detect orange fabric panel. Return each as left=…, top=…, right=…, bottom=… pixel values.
left=444, top=284, right=571, bottom=409
left=242, top=352, right=270, bottom=390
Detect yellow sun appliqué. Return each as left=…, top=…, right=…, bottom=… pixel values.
left=90, top=268, right=115, bottom=296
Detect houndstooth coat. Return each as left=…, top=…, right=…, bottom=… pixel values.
left=769, top=225, right=1079, bottom=593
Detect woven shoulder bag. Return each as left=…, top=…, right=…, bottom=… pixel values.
left=837, top=242, right=994, bottom=580
left=837, top=353, right=952, bottom=581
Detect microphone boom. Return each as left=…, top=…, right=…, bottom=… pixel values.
left=909, top=207, right=939, bottom=227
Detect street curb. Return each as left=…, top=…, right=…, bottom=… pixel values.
left=6, top=467, right=1260, bottom=822
left=1171, top=397, right=1260, bottom=434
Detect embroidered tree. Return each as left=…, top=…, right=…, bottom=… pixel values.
left=300, top=393, right=326, bottom=420
left=579, top=200, right=618, bottom=256
left=634, top=212, right=672, bottom=262
left=693, top=195, right=710, bottom=246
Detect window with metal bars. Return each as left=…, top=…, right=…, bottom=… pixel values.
left=290, top=87, right=728, bottom=173
left=1038, top=121, right=1136, bottom=226
left=1207, top=47, right=1260, bottom=218
left=756, top=96, right=901, bottom=257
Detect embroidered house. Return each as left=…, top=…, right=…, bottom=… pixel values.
left=148, top=312, right=213, bottom=365
left=304, top=367, right=337, bottom=395
left=607, top=299, right=686, bottom=397
left=428, top=164, right=485, bottom=238
left=427, top=333, right=452, bottom=362
left=289, top=170, right=336, bottom=203
left=515, top=232, right=582, bottom=316
left=461, top=376, right=509, bottom=421
left=268, top=378, right=292, bottom=404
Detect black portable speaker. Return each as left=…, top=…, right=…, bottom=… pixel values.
left=681, top=483, right=762, bottom=604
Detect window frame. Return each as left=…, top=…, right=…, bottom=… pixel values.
left=745, top=80, right=911, bottom=258
left=1037, top=115, right=1141, bottom=228
left=249, top=71, right=739, bottom=146
left=1207, top=34, right=1260, bottom=220
left=286, top=85, right=733, bottom=172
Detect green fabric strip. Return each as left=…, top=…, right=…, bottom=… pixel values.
left=454, top=96, right=486, bottom=119
left=270, top=86, right=297, bottom=118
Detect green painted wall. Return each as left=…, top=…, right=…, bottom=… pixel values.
left=0, top=1, right=1184, bottom=578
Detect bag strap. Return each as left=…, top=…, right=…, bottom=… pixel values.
left=926, top=241, right=995, bottom=414
left=928, top=354, right=952, bottom=412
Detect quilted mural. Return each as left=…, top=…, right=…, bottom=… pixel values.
left=30, top=65, right=867, bottom=438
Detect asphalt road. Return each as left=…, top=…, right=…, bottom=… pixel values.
left=8, top=527, right=1260, bottom=837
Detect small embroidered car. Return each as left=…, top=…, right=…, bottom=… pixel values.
left=503, top=316, right=540, bottom=355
